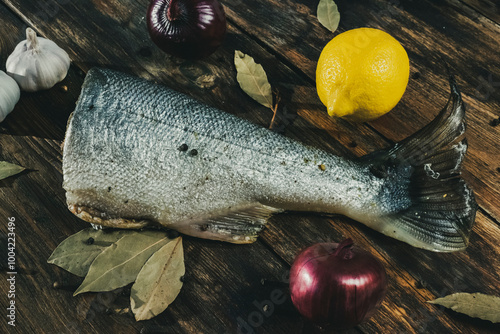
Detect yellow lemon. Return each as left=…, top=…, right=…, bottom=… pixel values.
left=316, top=28, right=410, bottom=122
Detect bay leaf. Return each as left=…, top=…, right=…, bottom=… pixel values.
left=234, top=50, right=273, bottom=109
left=317, top=0, right=340, bottom=33
left=428, top=292, right=500, bottom=323
left=47, top=228, right=129, bottom=277
left=0, top=161, right=25, bottom=180
left=74, top=230, right=171, bottom=295
left=131, top=237, right=184, bottom=321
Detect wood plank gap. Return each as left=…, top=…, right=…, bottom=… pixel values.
left=221, top=0, right=500, bottom=221
left=0, top=0, right=422, bottom=159
left=4, top=0, right=491, bottom=234
left=257, top=231, right=295, bottom=269
left=479, top=207, right=500, bottom=227
left=265, top=216, right=455, bottom=330
left=0, top=1, right=89, bottom=82
left=257, top=236, right=373, bottom=334
left=361, top=123, right=394, bottom=146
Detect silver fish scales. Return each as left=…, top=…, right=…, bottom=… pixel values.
left=62, top=68, right=477, bottom=252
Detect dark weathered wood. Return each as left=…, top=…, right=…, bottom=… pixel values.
left=460, top=0, right=500, bottom=24
left=264, top=216, right=456, bottom=334
left=222, top=0, right=500, bottom=222
left=0, top=0, right=499, bottom=333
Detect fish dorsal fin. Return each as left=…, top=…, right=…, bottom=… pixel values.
left=170, top=203, right=283, bottom=244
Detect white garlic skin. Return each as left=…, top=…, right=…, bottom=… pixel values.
left=0, top=70, right=21, bottom=122
left=6, top=28, right=70, bottom=92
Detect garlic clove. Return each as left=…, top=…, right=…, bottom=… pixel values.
left=0, top=70, right=21, bottom=122
left=6, top=28, right=71, bottom=92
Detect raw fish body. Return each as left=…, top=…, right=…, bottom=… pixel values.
left=63, top=68, right=476, bottom=252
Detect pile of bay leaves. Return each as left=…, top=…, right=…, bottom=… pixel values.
left=47, top=228, right=184, bottom=321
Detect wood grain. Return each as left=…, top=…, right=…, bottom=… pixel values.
left=460, top=0, right=500, bottom=24
left=0, top=0, right=499, bottom=333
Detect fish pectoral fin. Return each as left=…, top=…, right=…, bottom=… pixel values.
left=170, top=203, right=283, bottom=244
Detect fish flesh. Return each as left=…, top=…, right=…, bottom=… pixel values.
left=62, top=68, right=477, bottom=252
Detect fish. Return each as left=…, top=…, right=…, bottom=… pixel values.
left=62, top=68, right=477, bottom=252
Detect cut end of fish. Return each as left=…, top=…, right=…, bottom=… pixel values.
left=361, top=76, right=477, bottom=252
left=69, top=204, right=151, bottom=229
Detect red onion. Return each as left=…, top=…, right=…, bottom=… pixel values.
left=289, top=238, right=387, bottom=328
left=147, top=0, right=227, bottom=59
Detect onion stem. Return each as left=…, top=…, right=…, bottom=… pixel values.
left=167, top=0, right=179, bottom=21
left=332, top=238, right=354, bottom=259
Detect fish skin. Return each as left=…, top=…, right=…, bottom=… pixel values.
left=63, top=68, right=476, bottom=252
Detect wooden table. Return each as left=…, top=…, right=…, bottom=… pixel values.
left=1, top=0, right=499, bottom=333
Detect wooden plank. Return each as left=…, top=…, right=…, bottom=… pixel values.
left=0, top=66, right=84, bottom=141
left=221, top=0, right=500, bottom=222
left=460, top=0, right=500, bottom=24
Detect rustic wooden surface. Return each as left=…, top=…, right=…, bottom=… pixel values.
left=0, top=0, right=499, bottom=333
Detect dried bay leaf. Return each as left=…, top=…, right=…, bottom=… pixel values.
left=428, top=292, right=500, bottom=323
left=47, top=228, right=129, bottom=277
left=317, top=0, right=340, bottom=33
left=131, top=237, right=184, bottom=321
left=234, top=50, right=273, bottom=109
left=0, top=161, right=25, bottom=180
left=74, top=230, right=171, bottom=296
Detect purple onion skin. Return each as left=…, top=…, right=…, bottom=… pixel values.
left=289, top=239, right=387, bottom=328
left=147, top=0, right=227, bottom=59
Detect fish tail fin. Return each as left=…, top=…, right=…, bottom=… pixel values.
left=362, top=76, right=477, bottom=252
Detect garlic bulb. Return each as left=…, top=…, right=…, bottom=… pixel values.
left=6, top=28, right=70, bottom=92
left=0, top=70, right=20, bottom=122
